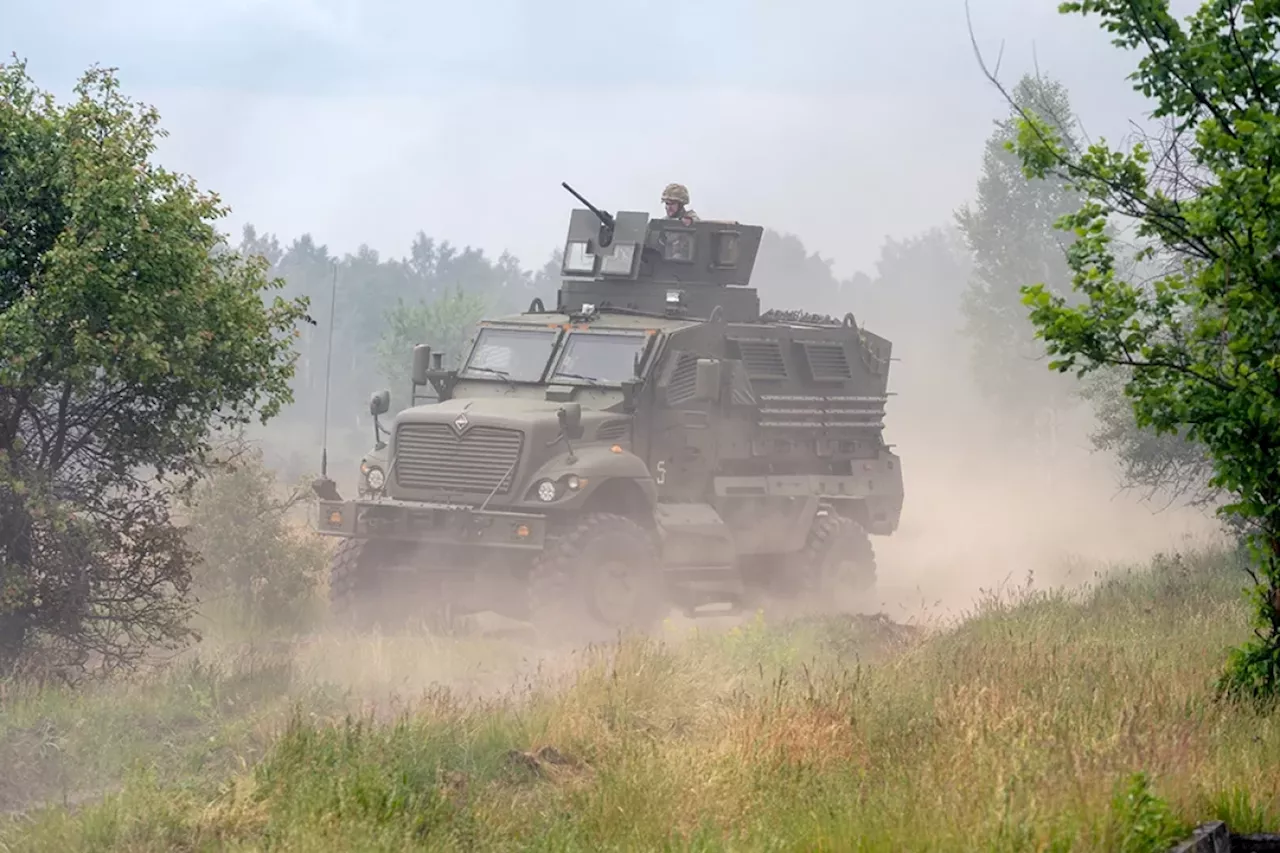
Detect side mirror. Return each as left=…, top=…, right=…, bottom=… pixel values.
left=694, top=358, right=722, bottom=402
left=412, top=345, right=432, bottom=386
left=557, top=402, right=584, bottom=440
left=369, top=389, right=391, bottom=416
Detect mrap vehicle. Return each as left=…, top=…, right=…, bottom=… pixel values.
left=311, top=184, right=904, bottom=636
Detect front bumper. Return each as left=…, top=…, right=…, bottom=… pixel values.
left=314, top=497, right=547, bottom=550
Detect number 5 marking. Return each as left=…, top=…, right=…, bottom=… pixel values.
left=655, top=460, right=667, bottom=485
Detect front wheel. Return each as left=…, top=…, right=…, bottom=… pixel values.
left=328, top=538, right=384, bottom=629
left=528, top=513, right=666, bottom=644
left=328, top=538, right=443, bottom=632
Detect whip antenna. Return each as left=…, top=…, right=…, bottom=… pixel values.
left=320, top=261, right=337, bottom=478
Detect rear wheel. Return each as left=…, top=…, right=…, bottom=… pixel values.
left=798, top=511, right=877, bottom=610
left=528, top=513, right=666, bottom=643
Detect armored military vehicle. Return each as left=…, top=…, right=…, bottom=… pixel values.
left=311, top=184, right=904, bottom=636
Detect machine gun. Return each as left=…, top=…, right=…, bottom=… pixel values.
left=561, top=181, right=616, bottom=247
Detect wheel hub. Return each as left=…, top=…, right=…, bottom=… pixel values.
left=590, top=558, right=644, bottom=625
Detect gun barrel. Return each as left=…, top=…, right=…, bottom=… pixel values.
left=561, top=181, right=589, bottom=207
left=561, top=182, right=615, bottom=229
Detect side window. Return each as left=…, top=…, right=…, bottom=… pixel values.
left=713, top=231, right=739, bottom=267
left=661, top=230, right=695, bottom=262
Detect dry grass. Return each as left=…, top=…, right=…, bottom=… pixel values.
left=2, top=545, right=1277, bottom=851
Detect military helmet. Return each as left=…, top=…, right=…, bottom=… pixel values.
left=661, top=182, right=690, bottom=205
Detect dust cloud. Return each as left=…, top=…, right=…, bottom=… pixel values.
left=870, top=409, right=1223, bottom=625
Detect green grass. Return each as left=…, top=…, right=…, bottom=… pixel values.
left=3, top=545, right=1278, bottom=851
left=0, top=652, right=343, bottom=817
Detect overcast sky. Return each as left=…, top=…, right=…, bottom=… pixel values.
left=7, top=0, right=1176, bottom=277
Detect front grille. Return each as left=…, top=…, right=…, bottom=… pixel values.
left=393, top=423, right=524, bottom=495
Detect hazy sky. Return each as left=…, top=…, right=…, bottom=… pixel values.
left=7, top=0, right=1169, bottom=277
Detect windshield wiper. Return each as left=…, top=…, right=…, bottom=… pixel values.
left=553, top=372, right=607, bottom=386
left=466, top=366, right=517, bottom=389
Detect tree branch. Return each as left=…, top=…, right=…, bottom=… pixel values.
left=964, top=0, right=1221, bottom=262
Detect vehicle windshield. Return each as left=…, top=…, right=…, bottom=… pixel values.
left=550, top=332, right=651, bottom=385
left=461, top=327, right=559, bottom=382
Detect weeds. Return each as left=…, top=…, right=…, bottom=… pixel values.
left=2, top=544, right=1275, bottom=851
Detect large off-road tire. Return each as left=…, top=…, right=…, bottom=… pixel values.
left=528, top=513, right=665, bottom=644
left=328, top=538, right=435, bottom=631
left=328, top=538, right=382, bottom=629
left=798, top=511, right=877, bottom=610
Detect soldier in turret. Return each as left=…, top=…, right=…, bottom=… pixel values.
left=661, top=183, right=699, bottom=225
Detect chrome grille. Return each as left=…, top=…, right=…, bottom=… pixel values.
left=393, top=423, right=524, bottom=495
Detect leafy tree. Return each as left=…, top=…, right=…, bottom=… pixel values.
left=955, top=73, right=1087, bottom=447
left=987, top=0, right=1280, bottom=702
left=857, top=225, right=972, bottom=344
left=372, top=251, right=565, bottom=409
left=754, top=230, right=846, bottom=313
left=238, top=224, right=283, bottom=268
left=182, top=435, right=328, bottom=635
left=376, top=287, right=491, bottom=399
left=531, top=248, right=564, bottom=294
left=1067, top=245, right=1223, bottom=511
left=237, top=227, right=544, bottom=439
left=1078, top=365, right=1220, bottom=508
left=0, top=60, right=307, bottom=679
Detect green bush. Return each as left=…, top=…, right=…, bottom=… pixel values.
left=181, top=437, right=328, bottom=636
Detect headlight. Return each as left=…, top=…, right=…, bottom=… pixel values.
left=365, top=466, right=385, bottom=490
left=536, top=479, right=558, bottom=502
